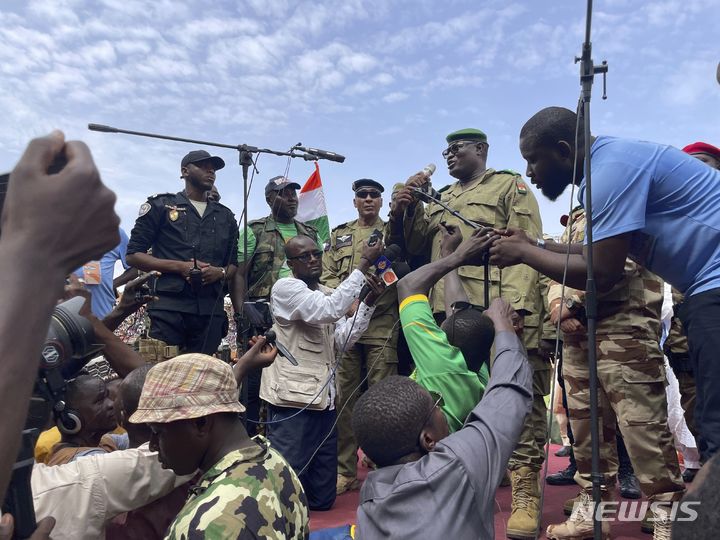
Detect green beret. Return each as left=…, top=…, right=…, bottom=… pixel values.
left=446, top=128, right=487, bottom=144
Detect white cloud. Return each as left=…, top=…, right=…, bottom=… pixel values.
left=383, top=91, right=408, bottom=103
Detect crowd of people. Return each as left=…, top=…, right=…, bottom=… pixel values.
left=2, top=93, right=720, bottom=540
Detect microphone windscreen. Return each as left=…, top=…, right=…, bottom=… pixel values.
left=422, top=163, right=436, bottom=176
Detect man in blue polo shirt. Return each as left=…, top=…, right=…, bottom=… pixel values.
left=489, top=106, right=720, bottom=466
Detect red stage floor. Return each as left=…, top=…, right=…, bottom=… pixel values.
left=310, top=444, right=661, bottom=539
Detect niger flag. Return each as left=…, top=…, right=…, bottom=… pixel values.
left=297, top=162, right=330, bottom=245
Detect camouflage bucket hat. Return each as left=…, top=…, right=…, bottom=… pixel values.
left=129, top=353, right=245, bottom=424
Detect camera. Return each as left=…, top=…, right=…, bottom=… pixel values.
left=3, top=296, right=103, bottom=538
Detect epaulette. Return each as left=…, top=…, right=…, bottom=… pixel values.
left=331, top=221, right=350, bottom=232
left=248, top=216, right=268, bottom=226
left=496, top=168, right=522, bottom=177
left=147, top=192, right=174, bottom=201
left=437, top=184, right=451, bottom=194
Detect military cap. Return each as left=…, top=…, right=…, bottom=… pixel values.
left=129, top=354, right=245, bottom=424
left=352, top=178, right=384, bottom=193
left=682, top=141, right=720, bottom=160
left=446, top=128, right=487, bottom=144
left=181, top=149, right=225, bottom=170
left=265, top=175, right=301, bottom=196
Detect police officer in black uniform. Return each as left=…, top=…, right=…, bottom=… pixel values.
left=126, top=150, right=239, bottom=355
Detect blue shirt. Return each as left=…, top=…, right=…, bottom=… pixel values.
left=578, top=136, right=720, bottom=297
left=74, top=228, right=130, bottom=318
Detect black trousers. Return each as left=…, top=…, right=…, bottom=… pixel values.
left=679, top=287, right=720, bottom=463
left=267, top=404, right=337, bottom=511
left=149, top=309, right=228, bottom=355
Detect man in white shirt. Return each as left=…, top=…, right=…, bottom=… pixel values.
left=260, top=234, right=383, bottom=510
left=31, top=445, right=189, bottom=540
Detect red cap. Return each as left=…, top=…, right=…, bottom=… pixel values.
left=682, top=142, right=720, bottom=159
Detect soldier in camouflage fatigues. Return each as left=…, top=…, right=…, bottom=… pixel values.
left=392, top=129, right=548, bottom=539
left=545, top=208, right=685, bottom=540
left=321, top=179, right=399, bottom=494
left=129, top=354, right=309, bottom=540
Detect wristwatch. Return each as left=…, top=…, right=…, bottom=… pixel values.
left=220, top=267, right=227, bottom=279
left=565, top=297, right=578, bottom=310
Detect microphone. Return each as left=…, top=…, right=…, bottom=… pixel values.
left=263, top=329, right=299, bottom=366
left=293, top=145, right=346, bottom=163
left=414, top=163, right=440, bottom=203
left=358, top=245, right=403, bottom=301
left=88, top=123, right=119, bottom=133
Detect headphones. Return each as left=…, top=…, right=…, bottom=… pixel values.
left=56, top=401, right=83, bottom=435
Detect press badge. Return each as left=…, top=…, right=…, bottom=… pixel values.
left=82, top=261, right=102, bottom=285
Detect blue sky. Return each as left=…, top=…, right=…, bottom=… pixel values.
left=1, top=0, right=718, bottom=238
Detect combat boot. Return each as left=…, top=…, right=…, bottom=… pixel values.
left=547, top=490, right=612, bottom=540
left=506, top=467, right=541, bottom=540
left=650, top=505, right=672, bottom=540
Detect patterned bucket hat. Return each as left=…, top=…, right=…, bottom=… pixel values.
left=129, top=354, right=245, bottom=424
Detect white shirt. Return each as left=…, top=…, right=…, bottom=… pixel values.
left=31, top=444, right=191, bottom=540
left=271, top=269, right=375, bottom=408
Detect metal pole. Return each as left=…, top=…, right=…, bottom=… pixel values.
left=576, top=1, right=608, bottom=538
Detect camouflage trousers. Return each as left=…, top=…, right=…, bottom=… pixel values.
left=563, top=335, right=685, bottom=502
left=336, top=342, right=398, bottom=478
left=507, top=350, right=551, bottom=471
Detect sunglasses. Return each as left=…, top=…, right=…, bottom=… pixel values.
left=441, top=140, right=481, bottom=159
left=355, top=190, right=382, bottom=199
left=288, top=250, right=323, bottom=263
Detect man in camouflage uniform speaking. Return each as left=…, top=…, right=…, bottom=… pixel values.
left=129, top=353, right=309, bottom=539
left=391, top=128, right=548, bottom=539
left=230, top=176, right=319, bottom=432
left=322, top=178, right=399, bottom=495
left=544, top=208, right=685, bottom=540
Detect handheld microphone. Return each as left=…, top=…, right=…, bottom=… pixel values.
left=293, top=145, right=346, bottom=163
left=263, top=329, right=299, bottom=366
left=414, top=163, right=440, bottom=203
left=358, top=244, right=403, bottom=301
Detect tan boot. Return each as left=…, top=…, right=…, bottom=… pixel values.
left=547, top=490, right=612, bottom=540
left=650, top=505, right=672, bottom=540
left=506, top=467, right=541, bottom=540
left=336, top=474, right=360, bottom=495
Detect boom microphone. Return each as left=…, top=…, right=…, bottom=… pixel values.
left=293, top=145, right=346, bottom=163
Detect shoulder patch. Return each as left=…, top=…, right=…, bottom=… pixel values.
left=138, top=202, right=151, bottom=217
left=516, top=180, right=528, bottom=195
left=335, top=234, right=353, bottom=249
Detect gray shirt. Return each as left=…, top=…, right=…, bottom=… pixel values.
left=356, top=331, right=533, bottom=540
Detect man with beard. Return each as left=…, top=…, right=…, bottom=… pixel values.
left=392, top=129, right=547, bottom=539
left=489, top=106, right=720, bottom=533
left=127, top=150, right=239, bottom=355
left=231, top=176, right=321, bottom=432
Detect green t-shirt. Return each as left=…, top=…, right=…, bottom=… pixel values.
left=238, top=223, right=320, bottom=279
left=400, top=294, right=489, bottom=433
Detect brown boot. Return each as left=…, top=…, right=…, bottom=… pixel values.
left=506, top=467, right=541, bottom=540
left=547, top=490, right=612, bottom=540
left=336, top=474, right=360, bottom=495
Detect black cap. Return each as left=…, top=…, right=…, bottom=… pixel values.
left=352, top=178, right=384, bottom=193
left=265, top=176, right=301, bottom=196
left=181, top=150, right=225, bottom=171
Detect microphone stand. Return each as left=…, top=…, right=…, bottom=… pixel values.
left=411, top=187, right=492, bottom=308
left=575, top=2, right=608, bottom=538
left=87, top=123, right=341, bottom=424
